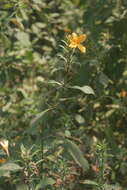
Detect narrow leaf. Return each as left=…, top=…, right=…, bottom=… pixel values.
left=79, top=180, right=99, bottom=186
left=99, top=72, right=109, bottom=87
left=70, top=85, right=95, bottom=95
left=64, top=139, right=89, bottom=171
left=48, top=80, right=63, bottom=86
left=30, top=108, right=51, bottom=128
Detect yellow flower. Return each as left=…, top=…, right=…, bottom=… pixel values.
left=0, top=139, right=9, bottom=157
left=0, top=158, right=7, bottom=164
left=68, top=32, right=87, bottom=53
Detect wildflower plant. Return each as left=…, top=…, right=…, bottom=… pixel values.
left=95, top=140, right=110, bottom=190
left=57, top=32, right=88, bottom=85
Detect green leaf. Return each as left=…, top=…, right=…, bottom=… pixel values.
left=0, top=33, right=11, bottom=48
left=17, top=88, right=28, bottom=98
left=20, top=144, right=27, bottom=156
left=48, top=80, right=63, bottom=86
left=99, top=72, right=110, bottom=87
left=75, top=114, right=85, bottom=124
left=35, top=177, right=55, bottom=190
left=11, top=16, right=24, bottom=30
left=0, top=163, right=22, bottom=172
left=104, top=184, right=121, bottom=190
left=79, top=180, right=99, bottom=186
left=0, top=170, right=10, bottom=178
left=64, top=139, right=89, bottom=171
left=0, top=163, right=22, bottom=177
left=57, top=54, right=68, bottom=62
left=70, top=85, right=95, bottom=95
left=104, top=127, right=118, bottom=154
left=30, top=108, right=51, bottom=128
left=16, top=31, right=31, bottom=47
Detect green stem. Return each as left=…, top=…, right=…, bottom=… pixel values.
left=40, top=129, right=44, bottom=178
left=65, top=48, right=75, bottom=73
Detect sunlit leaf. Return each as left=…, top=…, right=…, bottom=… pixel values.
left=0, top=163, right=22, bottom=172
left=70, top=85, right=95, bottom=95
left=79, top=180, right=99, bottom=186
left=75, top=114, right=85, bottom=124
left=16, top=31, right=31, bottom=47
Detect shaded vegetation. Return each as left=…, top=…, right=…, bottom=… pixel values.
left=0, top=0, right=127, bottom=189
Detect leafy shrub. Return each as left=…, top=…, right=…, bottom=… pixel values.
left=0, top=0, right=127, bottom=189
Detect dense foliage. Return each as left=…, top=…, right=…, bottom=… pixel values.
left=0, top=0, right=127, bottom=189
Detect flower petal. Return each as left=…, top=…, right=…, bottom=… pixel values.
left=78, top=44, right=86, bottom=53
left=0, top=139, right=9, bottom=156
left=68, top=34, right=72, bottom=40
left=68, top=32, right=87, bottom=52
left=0, top=158, right=7, bottom=164
left=68, top=33, right=77, bottom=41
left=77, top=34, right=87, bottom=43
left=72, top=33, right=77, bottom=38
left=69, top=43, right=77, bottom=48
